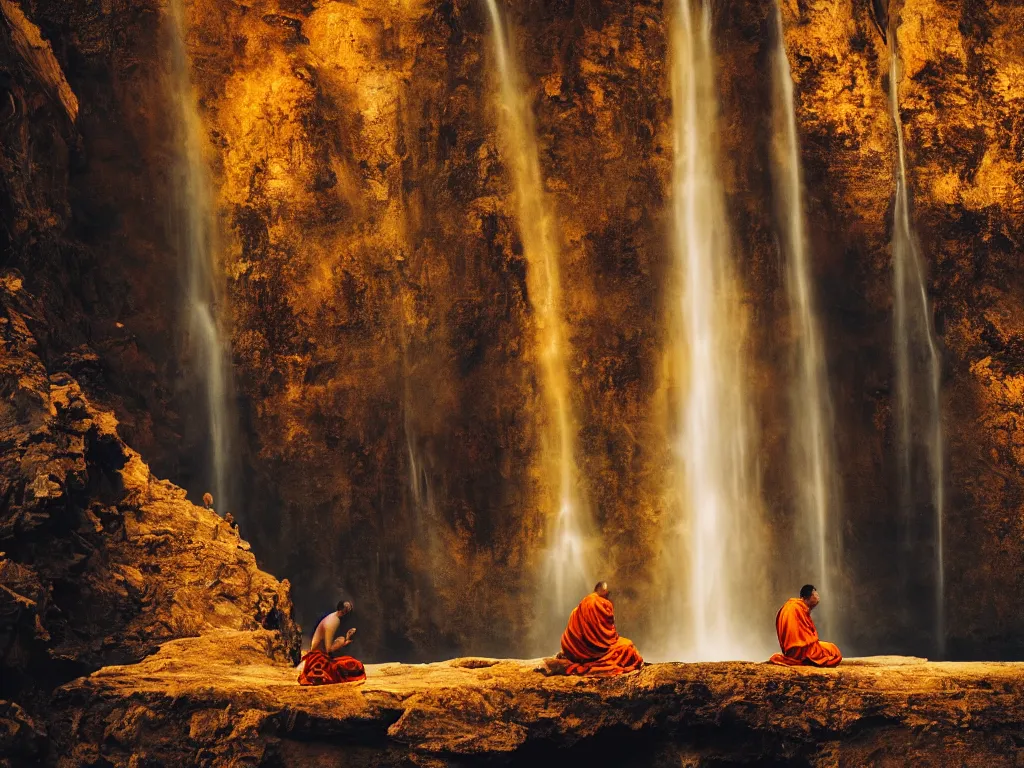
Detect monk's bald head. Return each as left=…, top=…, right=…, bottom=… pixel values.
left=800, top=584, right=819, bottom=609
left=594, top=581, right=609, bottom=598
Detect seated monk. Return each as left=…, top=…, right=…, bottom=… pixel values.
left=558, top=581, right=643, bottom=676
left=768, top=584, right=842, bottom=667
left=297, top=600, right=366, bottom=685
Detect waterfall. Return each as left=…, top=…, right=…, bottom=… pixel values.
left=482, top=0, right=593, bottom=640
left=770, top=5, right=841, bottom=637
left=888, top=36, right=945, bottom=657
left=403, top=373, right=440, bottom=623
left=400, top=314, right=441, bottom=596
left=165, top=0, right=238, bottom=518
left=663, top=0, right=768, bottom=660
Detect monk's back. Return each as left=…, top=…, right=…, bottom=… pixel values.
left=769, top=590, right=841, bottom=667
left=562, top=593, right=618, bottom=657
left=310, top=612, right=339, bottom=653
left=560, top=590, right=643, bottom=676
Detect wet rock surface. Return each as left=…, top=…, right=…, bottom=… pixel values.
left=44, top=629, right=1024, bottom=767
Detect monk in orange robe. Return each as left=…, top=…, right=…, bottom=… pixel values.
left=298, top=600, right=366, bottom=685
left=768, top=584, right=842, bottom=667
left=559, top=582, right=644, bottom=676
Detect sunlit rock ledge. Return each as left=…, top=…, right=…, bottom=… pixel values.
left=44, top=630, right=1024, bottom=767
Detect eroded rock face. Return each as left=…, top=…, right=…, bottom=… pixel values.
left=893, top=0, right=1024, bottom=659
left=781, top=0, right=1024, bottom=657
left=1, top=0, right=1024, bottom=663
left=47, top=630, right=1024, bottom=767
left=778, top=0, right=898, bottom=653
left=0, top=274, right=300, bottom=705
left=179, top=0, right=686, bottom=657
left=0, top=0, right=204, bottom=494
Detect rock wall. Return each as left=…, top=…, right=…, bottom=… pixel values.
left=895, top=0, right=1024, bottom=659
left=1, top=0, right=1023, bottom=662
left=780, top=0, right=905, bottom=652
left=0, top=273, right=299, bottom=707
left=180, top=0, right=688, bottom=657
left=0, top=0, right=210, bottom=495
left=783, top=0, right=1024, bottom=656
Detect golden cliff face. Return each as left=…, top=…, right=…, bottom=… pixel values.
left=183, top=0, right=545, bottom=655
left=896, top=0, right=1024, bottom=656
left=3, top=0, right=1024, bottom=660
left=179, top=0, right=680, bottom=655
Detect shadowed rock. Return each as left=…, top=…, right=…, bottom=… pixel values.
left=0, top=274, right=300, bottom=705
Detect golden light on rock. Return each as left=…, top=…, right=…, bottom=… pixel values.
left=483, top=0, right=595, bottom=646
left=5, top=1, right=1024, bottom=760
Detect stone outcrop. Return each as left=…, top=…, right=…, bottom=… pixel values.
left=47, top=629, right=1024, bottom=767
left=0, top=273, right=299, bottom=706
left=0, top=0, right=76, bottom=122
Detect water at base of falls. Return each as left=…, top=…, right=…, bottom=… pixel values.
left=165, top=0, right=239, bottom=520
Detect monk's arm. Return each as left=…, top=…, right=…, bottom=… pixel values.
left=329, top=628, right=356, bottom=654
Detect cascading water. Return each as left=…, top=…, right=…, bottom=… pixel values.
left=482, top=0, right=593, bottom=642
left=770, top=4, right=841, bottom=636
left=400, top=313, right=441, bottom=595
left=663, top=0, right=768, bottom=661
left=888, top=34, right=945, bottom=657
left=165, top=0, right=238, bottom=518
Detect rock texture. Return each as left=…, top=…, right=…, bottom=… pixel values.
left=781, top=0, right=1024, bottom=656
left=894, top=0, right=1024, bottom=659
left=0, top=273, right=300, bottom=707
left=176, top=0, right=684, bottom=658
left=47, top=629, right=1024, bottom=767
left=779, top=0, right=898, bottom=654
left=1, top=0, right=1024, bottom=663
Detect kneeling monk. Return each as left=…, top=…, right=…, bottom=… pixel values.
left=298, top=600, right=366, bottom=685
left=768, top=584, right=842, bottom=667
left=560, top=582, right=643, bottom=676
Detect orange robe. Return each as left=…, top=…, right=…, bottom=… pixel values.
left=560, top=593, right=644, bottom=676
left=768, top=597, right=842, bottom=667
left=297, top=650, right=366, bottom=685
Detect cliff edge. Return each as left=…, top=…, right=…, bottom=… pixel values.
left=45, top=629, right=1024, bottom=767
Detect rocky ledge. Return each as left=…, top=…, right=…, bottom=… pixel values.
left=37, top=630, right=1024, bottom=767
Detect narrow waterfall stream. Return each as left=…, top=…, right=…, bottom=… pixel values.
left=770, top=3, right=842, bottom=638
left=888, top=34, right=946, bottom=657
left=482, top=0, right=593, bottom=643
left=166, top=0, right=238, bottom=518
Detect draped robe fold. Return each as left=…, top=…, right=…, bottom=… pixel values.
left=297, top=650, right=366, bottom=685
left=560, top=593, right=643, bottom=676
left=768, top=597, right=842, bottom=667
